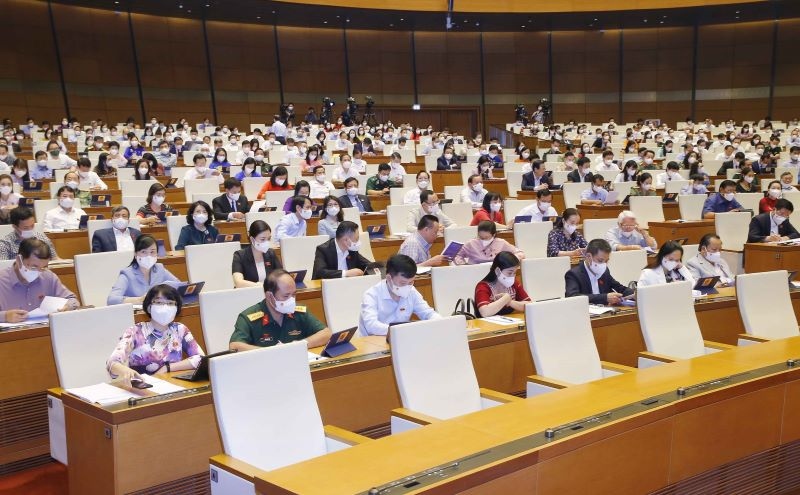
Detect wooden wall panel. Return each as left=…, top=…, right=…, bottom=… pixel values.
left=415, top=32, right=481, bottom=101
left=278, top=26, right=347, bottom=102
left=347, top=30, right=414, bottom=104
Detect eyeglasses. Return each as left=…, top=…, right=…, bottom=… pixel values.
left=151, top=299, right=177, bottom=306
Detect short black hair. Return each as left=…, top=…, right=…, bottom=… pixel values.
left=248, top=219, right=271, bottom=239
left=335, top=220, right=359, bottom=239
left=477, top=220, right=496, bottom=235
left=18, top=238, right=50, bottom=259
left=420, top=190, right=436, bottom=204
left=655, top=241, right=684, bottom=266
left=192, top=153, right=206, bottom=164
left=536, top=188, right=552, bottom=199
left=290, top=195, right=310, bottom=213
left=699, top=233, right=721, bottom=249
left=666, top=161, right=680, bottom=171
left=586, top=238, right=612, bottom=255
left=377, top=163, right=391, bottom=173
left=719, top=179, right=737, bottom=191
left=56, top=185, right=75, bottom=197
left=10, top=206, right=34, bottom=226
left=531, top=159, right=544, bottom=171
left=143, top=284, right=183, bottom=319
left=186, top=200, right=212, bottom=226
left=263, top=268, right=290, bottom=293
left=576, top=157, right=590, bottom=167
left=223, top=177, right=241, bottom=190
left=343, top=177, right=359, bottom=188
left=386, top=254, right=417, bottom=278
left=417, top=214, right=439, bottom=231
left=775, top=198, right=794, bottom=212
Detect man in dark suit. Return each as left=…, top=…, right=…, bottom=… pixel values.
left=521, top=159, right=553, bottom=191
left=338, top=177, right=373, bottom=213
left=716, top=151, right=745, bottom=176
left=212, top=177, right=250, bottom=221
left=565, top=238, right=633, bottom=305
left=566, top=157, right=594, bottom=183
left=91, top=206, right=141, bottom=253
left=169, top=136, right=186, bottom=156
left=312, top=221, right=373, bottom=279
left=747, top=198, right=800, bottom=243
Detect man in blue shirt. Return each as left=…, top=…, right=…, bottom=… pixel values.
left=702, top=179, right=743, bottom=219
left=580, top=175, right=616, bottom=205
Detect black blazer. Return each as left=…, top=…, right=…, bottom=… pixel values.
left=565, top=262, right=632, bottom=305
left=91, top=227, right=141, bottom=253
left=338, top=193, right=373, bottom=212
left=567, top=170, right=594, bottom=183
left=747, top=212, right=800, bottom=243
left=436, top=156, right=461, bottom=170
left=312, top=238, right=371, bottom=280
left=521, top=171, right=553, bottom=191
left=231, top=247, right=282, bottom=283
left=716, top=160, right=738, bottom=176
left=212, top=193, right=251, bottom=220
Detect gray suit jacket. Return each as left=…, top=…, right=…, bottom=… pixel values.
left=685, top=253, right=733, bottom=281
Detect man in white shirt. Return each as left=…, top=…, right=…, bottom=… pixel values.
left=516, top=189, right=558, bottom=222
left=46, top=141, right=77, bottom=169
left=407, top=190, right=455, bottom=232
left=76, top=158, right=108, bottom=190
left=43, top=186, right=86, bottom=231
left=461, top=174, right=487, bottom=208
left=595, top=150, right=620, bottom=172
left=154, top=141, right=176, bottom=169
left=183, top=154, right=223, bottom=184
left=309, top=165, right=335, bottom=199
left=783, top=146, right=800, bottom=168
left=358, top=254, right=441, bottom=336
left=270, top=115, right=287, bottom=144
left=388, top=152, right=406, bottom=184
left=275, top=196, right=312, bottom=241
left=655, top=161, right=683, bottom=188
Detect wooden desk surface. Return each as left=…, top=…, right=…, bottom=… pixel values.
left=744, top=242, right=800, bottom=273
left=647, top=219, right=716, bottom=245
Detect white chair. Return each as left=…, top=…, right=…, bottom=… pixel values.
left=184, top=179, right=221, bottom=203
left=430, top=263, right=491, bottom=315
left=443, top=226, right=477, bottom=247
left=263, top=190, right=294, bottom=209
left=562, top=182, right=590, bottom=209
left=192, top=192, right=220, bottom=205
left=279, top=235, right=328, bottom=279
left=505, top=171, right=524, bottom=196
left=389, top=185, right=413, bottom=206
left=636, top=281, right=732, bottom=368
left=525, top=296, right=633, bottom=396
left=443, top=185, right=463, bottom=203
left=166, top=215, right=187, bottom=251
left=208, top=342, right=369, bottom=494
left=734, top=192, right=762, bottom=213
left=442, top=201, right=473, bottom=226
left=387, top=204, right=415, bottom=235
left=736, top=270, right=800, bottom=345
left=628, top=196, right=664, bottom=228
left=49, top=304, right=135, bottom=464
left=583, top=218, right=618, bottom=243
left=244, top=211, right=285, bottom=231
left=389, top=316, right=519, bottom=433
left=242, top=177, right=269, bottom=200
left=520, top=257, right=570, bottom=302
left=513, top=221, right=552, bottom=259
left=185, top=242, right=240, bottom=291
left=665, top=180, right=690, bottom=194
left=503, top=199, right=535, bottom=222
left=341, top=208, right=363, bottom=231
left=682, top=243, right=699, bottom=262
left=199, top=286, right=265, bottom=354
left=322, top=274, right=381, bottom=332
left=678, top=193, right=707, bottom=221
left=714, top=211, right=751, bottom=251
left=121, top=196, right=146, bottom=217
left=34, top=199, right=58, bottom=224
left=357, top=231, right=375, bottom=262
left=119, top=179, right=158, bottom=199
left=74, top=251, right=134, bottom=307
left=608, top=249, right=648, bottom=286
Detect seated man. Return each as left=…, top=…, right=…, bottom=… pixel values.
left=366, top=163, right=400, bottom=197
left=567, top=157, right=594, bottom=183
left=399, top=214, right=447, bottom=267
left=565, top=238, right=634, bottom=305
left=461, top=174, right=487, bottom=209
left=311, top=221, right=373, bottom=279
left=183, top=153, right=224, bottom=184
left=686, top=233, right=734, bottom=286
left=212, top=177, right=250, bottom=221
left=680, top=174, right=709, bottom=195
left=520, top=159, right=552, bottom=192
left=605, top=210, right=657, bottom=251
left=338, top=177, right=373, bottom=212
left=0, top=207, right=59, bottom=260
left=716, top=151, right=745, bottom=176
left=580, top=175, right=616, bottom=205
left=702, top=179, right=743, bottom=219
left=0, top=239, right=78, bottom=323
left=515, top=188, right=558, bottom=222
left=655, top=161, right=683, bottom=188
left=358, top=254, right=441, bottom=336
left=229, top=269, right=331, bottom=350
left=747, top=198, right=799, bottom=243
left=43, top=185, right=86, bottom=231
left=91, top=206, right=141, bottom=253
left=406, top=190, right=455, bottom=233
left=274, top=195, right=312, bottom=241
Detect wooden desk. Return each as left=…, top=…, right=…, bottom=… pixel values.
left=578, top=202, right=680, bottom=221
left=517, top=190, right=566, bottom=213
left=49, top=224, right=173, bottom=259
left=430, top=171, right=505, bottom=195
left=648, top=220, right=716, bottom=245
left=744, top=242, right=800, bottom=273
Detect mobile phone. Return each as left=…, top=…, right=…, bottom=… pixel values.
left=131, top=379, right=153, bottom=389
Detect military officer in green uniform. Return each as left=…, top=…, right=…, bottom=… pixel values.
left=230, top=269, right=331, bottom=351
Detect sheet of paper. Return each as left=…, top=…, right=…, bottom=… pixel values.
left=415, top=266, right=432, bottom=275
left=66, top=383, right=139, bottom=406
left=250, top=200, right=266, bottom=211
left=140, top=374, right=185, bottom=394
left=27, top=296, right=69, bottom=318
left=308, top=351, right=329, bottom=362
left=0, top=315, right=48, bottom=329
left=588, top=305, right=615, bottom=316
left=480, top=315, right=524, bottom=325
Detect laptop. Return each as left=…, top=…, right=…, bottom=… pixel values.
left=514, top=215, right=532, bottom=224
left=258, top=206, right=277, bottom=212
left=440, top=199, right=454, bottom=205
left=19, top=198, right=35, bottom=209
left=22, top=181, right=43, bottom=191
left=78, top=214, right=104, bottom=230
left=319, top=327, right=358, bottom=358
left=662, top=193, right=678, bottom=202
left=177, top=281, right=205, bottom=304
left=156, top=211, right=177, bottom=222
left=694, top=276, right=720, bottom=295
left=368, top=224, right=387, bottom=239
left=603, top=190, right=619, bottom=205
left=620, top=194, right=631, bottom=205
left=289, top=269, right=307, bottom=289
left=90, top=194, right=111, bottom=207
left=173, top=349, right=235, bottom=381
left=215, top=233, right=241, bottom=243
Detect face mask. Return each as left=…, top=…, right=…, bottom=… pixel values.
left=756, top=149, right=764, bottom=156
left=300, top=209, right=312, bottom=220
left=195, top=167, right=207, bottom=175
left=216, top=155, right=225, bottom=161
left=17, top=257, right=40, bottom=283
left=723, top=193, right=735, bottom=202
left=564, top=224, right=577, bottom=235
left=490, top=202, right=502, bottom=212
left=538, top=201, right=551, bottom=212
left=445, top=153, right=454, bottom=160
left=113, top=218, right=129, bottom=230
left=273, top=295, right=296, bottom=314
left=379, top=175, right=389, bottom=182
left=662, top=259, right=679, bottom=271
left=687, top=157, right=697, bottom=164
left=244, top=166, right=254, bottom=175
left=604, top=159, right=613, bottom=166
left=590, top=261, right=607, bottom=276
left=341, top=161, right=351, bottom=169
left=593, top=185, right=604, bottom=193
left=59, top=197, right=74, bottom=209
left=769, top=188, right=782, bottom=199
left=18, top=227, right=35, bottom=239
left=136, top=255, right=157, bottom=270
left=426, top=204, right=439, bottom=214
left=130, top=141, right=139, bottom=147
left=620, top=229, right=634, bottom=238
left=347, top=187, right=358, bottom=196
left=15, top=169, right=26, bottom=177
left=744, top=176, right=754, bottom=184
left=348, top=240, right=361, bottom=251
left=254, top=155, right=264, bottom=162
left=705, top=251, right=721, bottom=263
left=496, top=271, right=515, bottom=288
left=315, top=175, right=326, bottom=184
left=149, top=304, right=177, bottom=326
left=480, top=238, right=494, bottom=248
left=309, top=153, right=318, bottom=160
left=0, top=185, right=11, bottom=195
left=253, top=240, right=271, bottom=253
left=389, top=279, right=412, bottom=299
left=643, top=158, right=653, bottom=165
left=774, top=214, right=787, bottom=225
left=228, top=193, right=240, bottom=201
left=792, top=155, right=799, bottom=162
left=326, top=206, right=340, bottom=217
left=193, top=213, right=208, bottom=224
left=472, top=183, right=484, bottom=192
left=418, top=180, right=429, bottom=189
left=152, top=195, right=165, bottom=205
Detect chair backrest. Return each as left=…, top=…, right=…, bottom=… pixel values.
left=637, top=281, right=705, bottom=359
left=191, top=192, right=219, bottom=205
left=242, top=177, right=269, bottom=199
left=628, top=196, right=664, bottom=228
left=199, top=286, right=265, bottom=354
left=185, top=242, right=240, bottom=291
left=525, top=296, right=604, bottom=384
left=520, top=257, right=570, bottom=302
left=183, top=179, right=221, bottom=203
left=665, top=180, right=690, bottom=194
left=682, top=243, right=699, bottom=262
left=583, top=218, right=618, bottom=243
left=678, top=193, right=707, bottom=221
left=166, top=215, right=186, bottom=251
left=244, top=211, right=285, bottom=232
left=119, top=180, right=158, bottom=199
left=443, top=226, right=477, bottom=247
left=279, top=235, right=329, bottom=277
left=431, top=263, right=491, bottom=314
left=341, top=208, right=363, bottom=231
left=734, top=192, right=762, bottom=213
left=34, top=199, right=58, bottom=224
left=264, top=190, right=294, bottom=209
left=714, top=212, right=751, bottom=251
left=386, top=204, right=415, bottom=235
left=736, top=270, right=799, bottom=339
left=390, top=315, right=483, bottom=419
left=513, top=221, right=552, bottom=259
left=781, top=191, right=800, bottom=227
left=503, top=199, right=535, bottom=221
left=389, top=186, right=412, bottom=206
left=443, top=185, right=463, bottom=202
left=51, top=304, right=135, bottom=388
left=322, top=274, right=381, bottom=332
left=608, top=249, right=648, bottom=286
left=74, top=251, right=134, bottom=307
left=441, top=202, right=473, bottom=226
left=357, top=231, right=375, bottom=262
left=505, top=171, right=524, bottom=196
left=562, top=182, right=591, bottom=209
left=210, top=342, right=327, bottom=471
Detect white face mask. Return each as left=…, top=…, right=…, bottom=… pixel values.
left=389, top=279, right=412, bottom=298
left=0, top=185, right=11, bottom=195
left=244, top=166, right=254, bottom=175
left=348, top=240, right=361, bottom=252
left=195, top=166, right=207, bottom=175
left=193, top=213, right=208, bottom=225
left=425, top=204, right=439, bottom=214
left=662, top=259, right=679, bottom=271
left=136, top=255, right=157, bottom=270
left=538, top=201, right=551, bottom=212
left=152, top=195, right=165, bottom=206
left=417, top=180, right=429, bottom=189
left=744, top=176, right=754, bottom=184
left=346, top=187, right=358, bottom=196
left=643, top=158, right=653, bottom=165
left=138, top=167, right=149, bottom=176
left=774, top=214, right=787, bottom=225
left=496, top=270, right=515, bottom=288
left=228, top=192, right=240, bottom=201
left=341, top=161, right=351, bottom=169
left=59, top=197, right=74, bottom=209
left=14, top=169, right=26, bottom=177
left=300, top=208, right=313, bottom=220
left=253, top=240, right=271, bottom=253
left=769, top=188, right=782, bottom=199
left=275, top=178, right=286, bottom=186
left=445, top=153, right=454, bottom=160
left=620, top=229, right=634, bottom=238
left=17, top=257, right=40, bottom=283
left=704, top=250, right=722, bottom=264
left=18, top=228, right=36, bottom=240
left=490, top=202, right=502, bottom=212
left=379, top=174, right=389, bottom=182
left=254, top=155, right=264, bottom=162
left=589, top=260, right=607, bottom=276
left=723, top=192, right=735, bottom=201
left=66, top=181, right=79, bottom=190
left=315, top=175, right=326, bottom=183
left=326, top=206, right=340, bottom=217
left=472, top=183, right=484, bottom=192
left=112, top=217, right=129, bottom=230
left=480, top=237, right=494, bottom=248
left=273, top=296, right=296, bottom=314
left=149, top=304, right=177, bottom=326
left=604, top=159, right=613, bottom=166
left=564, top=223, right=577, bottom=235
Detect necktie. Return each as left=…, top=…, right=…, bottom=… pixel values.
left=231, top=200, right=236, bottom=212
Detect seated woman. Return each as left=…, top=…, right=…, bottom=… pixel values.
left=614, top=160, right=639, bottom=183
left=235, top=157, right=262, bottom=181
left=232, top=220, right=282, bottom=288
left=628, top=172, right=656, bottom=196
left=256, top=165, right=291, bottom=199
left=454, top=221, right=524, bottom=265
left=282, top=180, right=310, bottom=214
left=637, top=241, right=696, bottom=287
left=94, top=152, right=116, bottom=177
left=317, top=195, right=343, bottom=238
left=108, top=235, right=180, bottom=304
left=475, top=251, right=531, bottom=317
left=760, top=180, right=783, bottom=213
left=547, top=208, right=587, bottom=257
left=210, top=148, right=232, bottom=170
left=0, top=173, right=22, bottom=225
left=134, top=158, right=153, bottom=181
left=470, top=192, right=505, bottom=228
left=106, top=284, right=205, bottom=386
left=175, top=200, right=218, bottom=250
left=735, top=166, right=758, bottom=193
left=136, top=182, right=174, bottom=226
left=403, top=171, right=431, bottom=205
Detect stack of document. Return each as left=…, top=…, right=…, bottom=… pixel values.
left=480, top=315, right=524, bottom=326
left=66, top=375, right=186, bottom=406
left=0, top=296, right=68, bottom=329
left=588, top=305, right=615, bottom=316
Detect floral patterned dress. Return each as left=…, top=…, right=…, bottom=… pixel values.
left=107, top=321, right=204, bottom=376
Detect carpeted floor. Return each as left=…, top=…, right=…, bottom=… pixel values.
left=0, top=462, right=67, bottom=495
